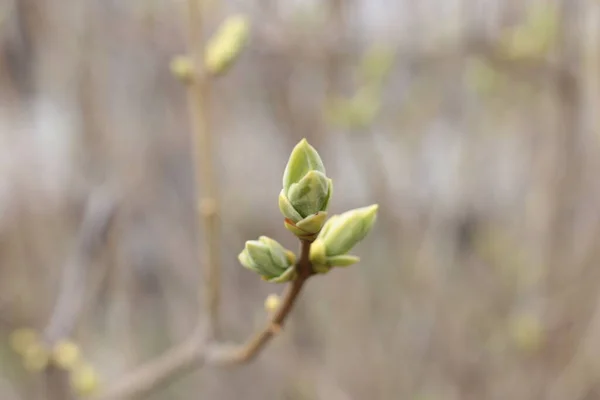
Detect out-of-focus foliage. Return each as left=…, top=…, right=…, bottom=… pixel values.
left=466, top=57, right=509, bottom=97
left=509, top=313, right=545, bottom=353
left=500, top=3, right=559, bottom=60
left=359, top=45, right=396, bottom=87
left=325, top=44, right=395, bottom=129
left=325, top=86, right=382, bottom=129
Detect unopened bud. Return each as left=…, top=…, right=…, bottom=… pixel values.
left=279, top=139, right=333, bottom=239
left=52, top=339, right=81, bottom=371
left=10, top=328, right=38, bottom=356
left=204, top=14, right=250, bottom=75
left=23, top=343, right=49, bottom=372
left=170, top=55, right=195, bottom=83
left=309, top=204, right=378, bottom=273
left=239, top=236, right=296, bottom=283
left=70, top=363, right=100, bottom=397
left=264, top=294, right=281, bottom=313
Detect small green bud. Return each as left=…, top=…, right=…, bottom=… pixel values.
left=280, top=139, right=333, bottom=239
left=204, top=14, right=250, bottom=76
left=52, top=339, right=81, bottom=371
left=23, top=343, right=50, bottom=372
left=264, top=294, right=281, bottom=313
left=169, top=55, right=195, bottom=83
left=309, top=204, right=378, bottom=273
left=70, top=363, right=100, bottom=396
left=238, top=236, right=297, bottom=283
left=10, top=328, right=38, bottom=356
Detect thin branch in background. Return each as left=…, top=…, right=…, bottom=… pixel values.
left=42, top=187, right=118, bottom=345
left=40, top=187, right=117, bottom=400
left=90, top=240, right=314, bottom=400
left=185, top=0, right=222, bottom=341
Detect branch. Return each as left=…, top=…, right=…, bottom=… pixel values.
left=185, top=0, right=222, bottom=341
left=41, top=188, right=117, bottom=400
left=43, top=187, right=117, bottom=344
left=91, top=240, right=313, bottom=400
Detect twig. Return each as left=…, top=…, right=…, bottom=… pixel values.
left=207, top=240, right=313, bottom=365
left=185, top=0, right=222, bottom=341
left=43, top=187, right=117, bottom=344
left=41, top=188, right=117, bottom=400
left=91, top=240, right=313, bottom=400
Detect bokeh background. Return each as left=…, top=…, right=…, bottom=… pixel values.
left=1, top=0, right=600, bottom=399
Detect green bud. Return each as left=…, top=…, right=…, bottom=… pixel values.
left=309, top=204, right=378, bottom=272
left=238, top=236, right=297, bottom=283
left=287, top=170, right=330, bottom=218
left=280, top=139, right=333, bottom=239
left=204, top=14, right=251, bottom=76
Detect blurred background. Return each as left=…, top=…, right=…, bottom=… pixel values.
left=1, top=0, right=600, bottom=399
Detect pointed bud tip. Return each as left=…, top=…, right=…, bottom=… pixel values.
left=365, top=204, right=379, bottom=214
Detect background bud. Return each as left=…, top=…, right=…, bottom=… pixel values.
left=10, top=328, right=38, bottom=356
left=264, top=294, right=281, bottom=313
left=169, top=55, right=194, bottom=83
left=204, top=14, right=250, bottom=76
left=23, top=343, right=49, bottom=372
left=70, top=363, right=100, bottom=396
left=52, top=339, right=81, bottom=371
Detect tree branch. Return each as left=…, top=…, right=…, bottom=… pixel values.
left=41, top=188, right=117, bottom=400
left=43, top=187, right=118, bottom=345
left=90, top=240, right=313, bottom=400
left=185, top=0, right=222, bottom=341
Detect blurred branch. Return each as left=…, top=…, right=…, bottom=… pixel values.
left=253, top=23, right=575, bottom=83
left=91, top=240, right=314, bottom=400
left=43, top=187, right=117, bottom=344
left=185, top=0, right=222, bottom=341
left=41, top=187, right=117, bottom=400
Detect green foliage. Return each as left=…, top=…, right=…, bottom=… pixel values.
left=325, top=86, right=382, bottom=130
left=500, top=3, right=559, bottom=60
left=509, top=313, right=545, bottom=353
left=359, top=44, right=396, bottom=86
left=466, top=57, right=509, bottom=97
left=325, top=43, right=395, bottom=130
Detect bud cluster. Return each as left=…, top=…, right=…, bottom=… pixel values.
left=238, top=138, right=378, bottom=282
left=9, top=328, right=100, bottom=396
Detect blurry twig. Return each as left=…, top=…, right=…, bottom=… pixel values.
left=185, top=0, right=222, bottom=341
left=88, top=3, right=321, bottom=399
left=43, top=187, right=118, bottom=345
left=91, top=240, right=314, bottom=400
left=41, top=187, right=117, bottom=400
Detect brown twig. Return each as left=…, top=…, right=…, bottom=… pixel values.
left=91, top=240, right=313, bottom=400
left=185, top=0, right=222, bottom=341
left=41, top=188, right=117, bottom=400
left=43, top=187, right=118, bottom=345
